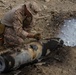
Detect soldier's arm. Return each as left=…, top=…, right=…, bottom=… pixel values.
left=13, top=9, right=34, bottom=39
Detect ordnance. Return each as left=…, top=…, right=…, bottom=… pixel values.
left=0, top=38, right=64, bottom=73
left=0, top=41, right=42, bottom=73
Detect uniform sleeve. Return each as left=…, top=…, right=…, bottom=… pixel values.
left=13, top=9, right=29, bottom=39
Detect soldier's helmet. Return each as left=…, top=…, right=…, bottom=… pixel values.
left=25, top=1, right=41, bottom=16
left=23, top=1, right=42, bottom=28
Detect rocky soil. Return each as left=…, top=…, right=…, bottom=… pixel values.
left=0, top=0, right=76, bottom=75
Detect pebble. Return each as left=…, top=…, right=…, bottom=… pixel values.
left=0, top=0, right=6, bottom=4
left=0, top=5, right=5, bottom=7
left=47, top=23, right=50, bottom=26
left=44, top=0, right=50, bottom=2
left=43, top=5, right=48, bottom=10
left=5, top=4, right=12, bottom=10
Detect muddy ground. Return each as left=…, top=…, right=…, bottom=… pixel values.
left=0, top=0, right=76, bottom=75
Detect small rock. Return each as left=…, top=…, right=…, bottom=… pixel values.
left=6, top=4, right=12, bottom=10
left=31, top=30, right=37, bottom=34
left=13, top=0, right=16, bottom=3
left=44, top=0, right=50, bottom=2
left=35, top=62, right=46, bottom=66
left=0, top=0, right=6, bottom=4
left=43, top=5, right=48, bottom=10
left=47, top=23, right=50, bottom=26
left=0, top=5, right=5, bottom=7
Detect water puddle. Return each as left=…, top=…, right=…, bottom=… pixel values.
left=57, top=19, right=76, bottom=47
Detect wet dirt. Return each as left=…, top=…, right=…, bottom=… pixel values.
left=0, top=0, right=76, bottom=75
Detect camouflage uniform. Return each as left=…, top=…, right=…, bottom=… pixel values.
left=1, top=3, right=33, bottom=47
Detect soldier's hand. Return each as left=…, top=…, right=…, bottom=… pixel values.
left=34, top=33, right=41, bottom=40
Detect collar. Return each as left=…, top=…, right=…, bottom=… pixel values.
left=23, top=5, right=32, bottom=17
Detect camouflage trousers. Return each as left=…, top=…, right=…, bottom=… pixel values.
left=4, top=26, right=24, bottom=47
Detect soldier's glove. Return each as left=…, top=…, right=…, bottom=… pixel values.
left=34, top=33, right=41, bottom=40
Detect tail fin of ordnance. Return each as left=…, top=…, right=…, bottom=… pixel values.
left=42, top=38, right=64, bottom=56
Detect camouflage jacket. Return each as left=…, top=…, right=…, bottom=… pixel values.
left=1, top=4, right=33, bottom=39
